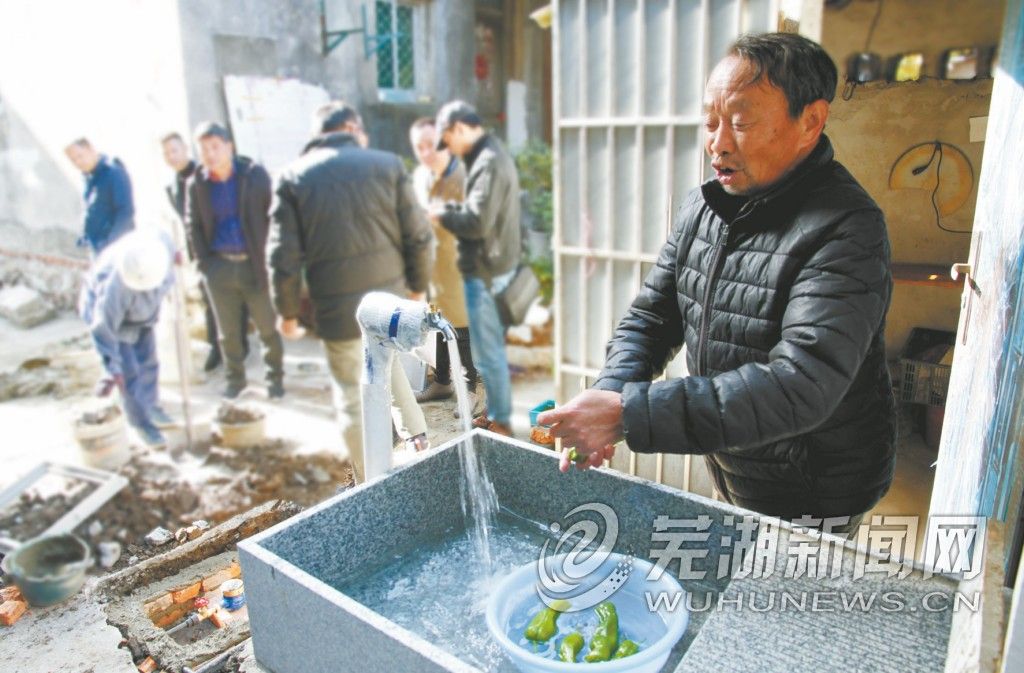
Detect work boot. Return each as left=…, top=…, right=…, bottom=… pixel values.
left=137, top=425, right=167, bottom=448
left=454, top=389, right=485, bottom=419
left=149, top=408, right=175, bottom=428
left=223, top=382, right=246, bottom=399
left=203, top=349, right=222, bottom=372
left=415, top=380, right=453, bottom=403
left=472, top=413, right=492, bottom=429
left=267, top=381, right=285, bottom=400
left=487, top=421, right=513, bottom=438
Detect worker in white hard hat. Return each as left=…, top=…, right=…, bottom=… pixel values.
left=79, top=228, right=177, bottom=446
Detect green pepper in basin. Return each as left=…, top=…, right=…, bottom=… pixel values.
left=583, top=601, right=619, bottom=662
left=567, top=448, right=589, bottom=465
left=613, top=640, right=640, bottom=658
left=559, top=632, right=585, bottom=662
left=524, top=599, right=570, bottom=642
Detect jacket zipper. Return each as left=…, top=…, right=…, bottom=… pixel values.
left=696, top=221, right=731, bottom=377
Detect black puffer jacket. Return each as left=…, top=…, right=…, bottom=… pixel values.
left=593, top=137, right=897, bottom=519
left=267, top=133, right=434, bottom=341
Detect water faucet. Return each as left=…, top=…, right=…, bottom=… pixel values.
left=355, top=292, right=455, bottom=481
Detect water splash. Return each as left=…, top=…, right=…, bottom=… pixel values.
left=447, top=336, right=499, bottom=573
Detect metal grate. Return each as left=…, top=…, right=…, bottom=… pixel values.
left=375, top=1, right=414, bottom=90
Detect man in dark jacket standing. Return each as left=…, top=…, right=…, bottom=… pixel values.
left=429, top=101, right=521, bottom=437
left=161, top=131, right=239, bottom=373
left=540, top=33, right=896, bottom=532
left=185, top=122, right=284, bottom=399
left=65, top=138, right=135, bottom=254
left=268, top=102, right=434, bottom=483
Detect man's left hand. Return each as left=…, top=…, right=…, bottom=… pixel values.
left=277, top=317, right=306, bottom=340
left=537, top=390, right=624, bottom=472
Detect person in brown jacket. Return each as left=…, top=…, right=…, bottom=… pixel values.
left=408, top=118, right=477, bottom=407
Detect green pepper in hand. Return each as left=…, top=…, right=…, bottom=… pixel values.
left=559, top=632, right=585, bottom=662
left=612, top=640, right=639, bottom=659
left=567, top=448, right=589, bottom=465
left=583, top=601, right=619, bottom=662
left=524, top=599, right=570, bottom=642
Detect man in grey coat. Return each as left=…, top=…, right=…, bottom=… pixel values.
left=268, top=102, right=434, bottom=483
left=429, top=100, right=521, bottom=437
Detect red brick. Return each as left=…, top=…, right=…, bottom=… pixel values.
left=150, top=599, right=195, bottom=628
left=170, top=581, right=201, bottom=604
left=0, top=600, right=27, bottom=626
left=201, top=568, right=235, bottom=592
left=143, top=593, right=173, bottom=619
left=137, top=656, right=158, bottom=673
left=228, top=561, right=241, bottom=578
left=0, top=586, right=22, bottom=603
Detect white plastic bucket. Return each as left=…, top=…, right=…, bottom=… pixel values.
left=217, top=417, right=266, bottom=449
left=73, top=409, right=130, bottom=470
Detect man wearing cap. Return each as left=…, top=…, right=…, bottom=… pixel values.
left=64, top=138, right=135, bottom=254
left=429, top=101, right=521, bottom=437
left=185, top=122, right=285, bottom=400
left=540, top=33, right=896, bottom=533
left=79, top=229, right=176, bottom=446
left=268, top=102, right=434, bottom=482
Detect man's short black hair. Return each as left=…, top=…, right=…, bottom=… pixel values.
left=411, top=117, right=435, bottom=131
left=193, top=121, right=231, bottom=143
left=160, top=131, right=185, bottom=145
left=315, top=101, right=361, bottom=135
left=728, top=32, right=838, bottom=118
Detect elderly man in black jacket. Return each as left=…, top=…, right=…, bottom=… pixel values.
left=540, top=33, right=896, bottom=531
left=267, top=102, right=434, bottom=484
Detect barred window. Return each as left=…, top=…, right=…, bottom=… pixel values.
left=375, top=0, right=414, bottom=91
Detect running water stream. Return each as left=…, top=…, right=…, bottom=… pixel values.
left=446, top=336, right=499, bottom=573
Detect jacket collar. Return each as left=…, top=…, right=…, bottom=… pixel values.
left=464, top=133, right=491, bottom=170
left=302, top=132, right=360, bottom=154
left=197, top=156, right=251, bottom=183
left=702, top=134, right=835, bottom=223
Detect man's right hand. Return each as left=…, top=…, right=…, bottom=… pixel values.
left=95, top=374, right=125, bottom=397
left=278, top=317, right=306, bottom=340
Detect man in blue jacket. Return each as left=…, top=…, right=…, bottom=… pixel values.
left=65, top=138, right=135, bottom=254
left=80, top=229, right=176, bottom=446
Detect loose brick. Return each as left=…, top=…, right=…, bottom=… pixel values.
left=209, top=609, right=231, bottom=629
left=229, top=561, right=241, bottom=578
left=137, top=656, right=158, bottom=673
left=0, top=600, right=27, bottom=626
left=143, top=593, right=173, bottom=619
left=0, top=586, right=22, bottom=603
left=170, top=581, right=201, bottom=604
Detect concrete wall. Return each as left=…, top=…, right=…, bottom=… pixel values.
left=0, top=0, right=190, bottom=250
left=821, top=0, right=1005, bottom=358
left=176, top=0, right=376, bottom=138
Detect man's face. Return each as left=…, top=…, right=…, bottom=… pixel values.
left=441, top=122, right=472, bottom=157
left=410, top=125, right=447, bottom=168
left=65, top=143, right=99, bottom=174
left=703, top=55, right=824, bottom=196
left=198, top=136, right=233, bottom=177
left=161, top=138, right=190, bottom=172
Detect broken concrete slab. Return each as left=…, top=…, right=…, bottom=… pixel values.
left=0, top=578, right=136, bottom=673
left=0, top=285, right=56, bottom=328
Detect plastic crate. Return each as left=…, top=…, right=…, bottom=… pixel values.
left=894, top=328, right=955, bottom=406
left=896, top=359, right=952, bottom=405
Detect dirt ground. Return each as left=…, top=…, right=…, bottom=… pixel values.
left=0, top=308, right=554, bottom=579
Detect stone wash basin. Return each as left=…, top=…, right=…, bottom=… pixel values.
left=239, top=431, right=960, bottom=673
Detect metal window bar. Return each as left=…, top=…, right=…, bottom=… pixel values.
left=375, top=1, right=414, bottom=91
left=553, top=0, right=777, bottom=496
